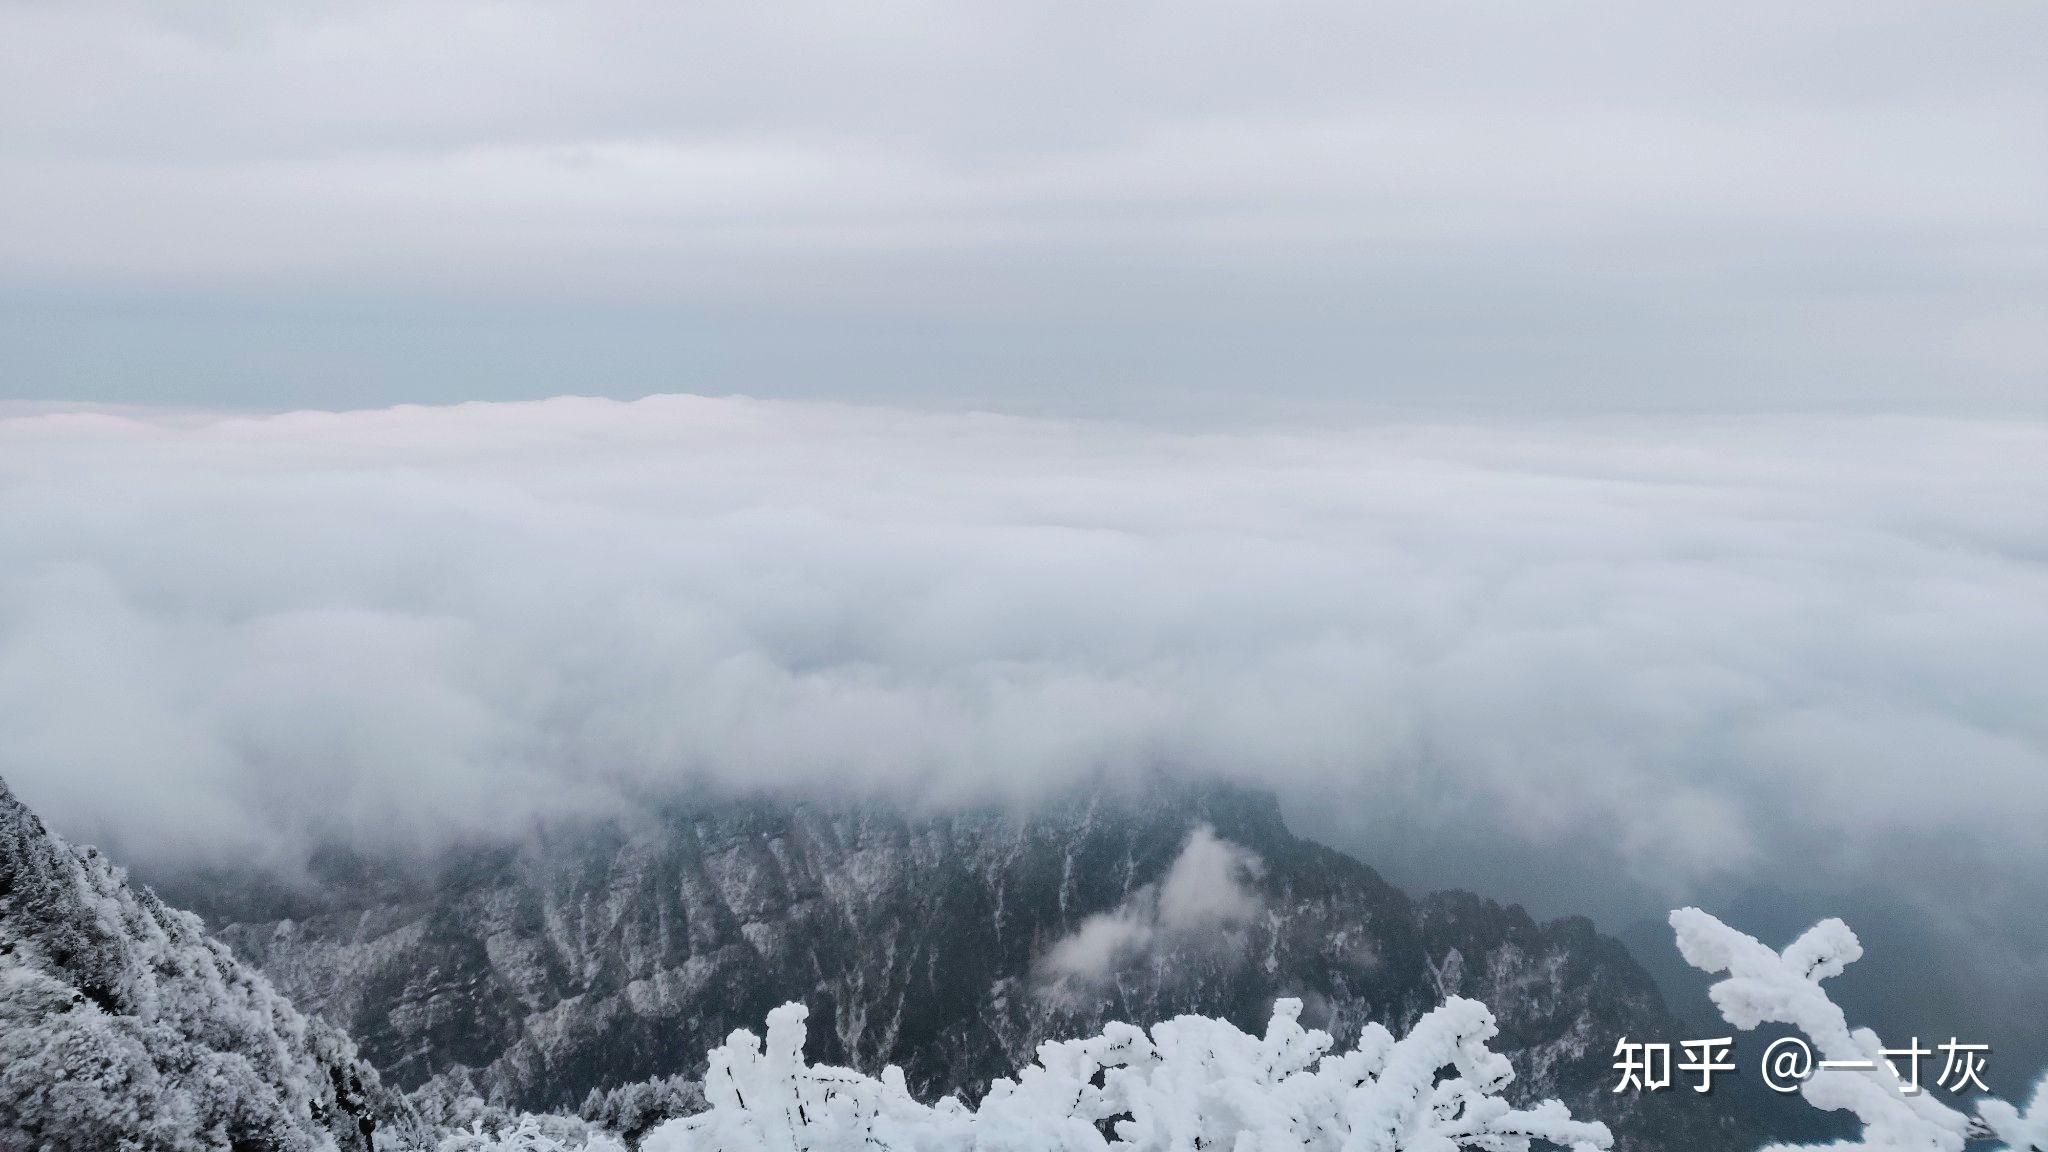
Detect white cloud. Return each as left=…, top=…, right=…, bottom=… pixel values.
left=1039, top=826, right=1265, bottom=985
left=0, top=396, right=2042, bottom=933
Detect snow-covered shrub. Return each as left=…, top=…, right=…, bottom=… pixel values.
left=1672, top=907, right=2047, bottom=1152
left=580, top=1073, right=706, bottom=1142
left=432, top=1114, right=626, bottom=1152
left=0, top=777, right=413, bottom=1152
left=640, top=997, right=1611, bottom=1152
left=405, top=1073, right=620, bottom=1152
left=410, top=1073, right=544, bottom=1139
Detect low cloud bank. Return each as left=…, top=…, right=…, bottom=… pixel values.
left=0, top=396, right=2042, bottom=937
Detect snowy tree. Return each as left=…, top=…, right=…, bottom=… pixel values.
left=431, top=1114, right=627, bottom=1152
left=1671, top=907, right=2047, bottom=1152
left=0, top=777, right=417, bottom=1152
left=579, top=1073, right=707, bottom=1142
left=639, top=998, right=1610, bottom=1152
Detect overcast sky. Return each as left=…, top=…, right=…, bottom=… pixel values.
left=2, top=0, right=2044, bottom=414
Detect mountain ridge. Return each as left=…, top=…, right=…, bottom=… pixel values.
left=0, top=776, right=417, bottom=1152
left=155, top=779, right=1756, bottom=1151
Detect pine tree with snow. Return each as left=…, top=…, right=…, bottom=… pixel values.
left=578, top=1073, right=706, bottom=1143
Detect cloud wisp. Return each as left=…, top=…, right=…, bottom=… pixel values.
left=1038, top=826, right=1266, bottom=993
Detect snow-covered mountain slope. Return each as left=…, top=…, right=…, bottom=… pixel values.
left=171, top=782, right=1755, bottom=1151
left=0, top=776, right=415, bottom=1152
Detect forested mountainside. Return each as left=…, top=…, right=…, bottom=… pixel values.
left=168, top=782, right=1755, bottom=1152
left=0, top=777, right=417, bottom=1152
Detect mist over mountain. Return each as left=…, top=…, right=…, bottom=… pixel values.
left=146, top=779, right=1757, bottom=1151
left=5, top=397, right=2042, bottom=1101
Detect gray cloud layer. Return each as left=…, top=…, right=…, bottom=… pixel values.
left=2, top=398, right=2041, bottom=927
left=3, top=1, right=2043, bottom=412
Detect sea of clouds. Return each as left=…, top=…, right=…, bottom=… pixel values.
left=1, top=397, right=2042, bottom=932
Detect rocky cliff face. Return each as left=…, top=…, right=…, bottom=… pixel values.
left=0, top=777, right=414, bottom=1152
left=170, top=782, right=1750, bottom=1151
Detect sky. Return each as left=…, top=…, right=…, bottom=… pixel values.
left=2, top=0, right=2045, bottom=415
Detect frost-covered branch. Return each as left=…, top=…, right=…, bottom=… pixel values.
left=1671, top=907, right=2047, bottom=1152
left=640, top=998, right=1610, bottom=1152
left=433, top=1115, right=627, bottom=1152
